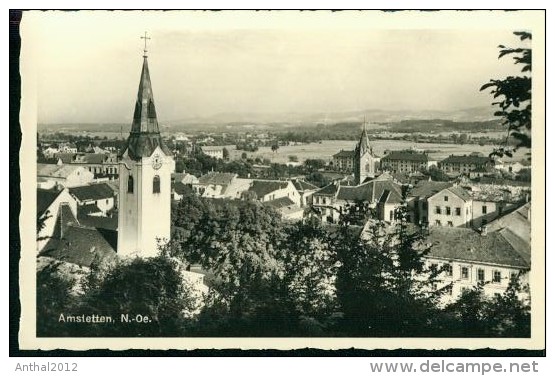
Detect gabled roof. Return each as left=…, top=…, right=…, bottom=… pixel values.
left=248, top=180, right=289, bottom=197
left=314, top=183, right=339, bottom=196
left=488, top=202, right=531, bottom=244
left=77, top=213, right=118, bottom=231
left=336, top=179, right=403, bottom=203
left=37, top=188, right=62, bottom=217
left=41, top=225, right=117, bottom=268
left=382, top=150, right=428, bottom=162
left=264, top=196, right=297, bottom=209
left=69, top=183, right=114, bottom=201
left=429, top=185, right=472, bottom=202
left=292, top=179, right=319, bottom=192
left=409, top=181, right=454, bottom=199
left=427, top=227, right=530, bottom=268
left=37, top=163, right=85, bottom=178
left=333, top=150, right=355, bottom=158
left=378, top=188, right=404, bottom=205
left=197, top=172, right=237, bottom=186
left=56, top=153, right=76, bottom=164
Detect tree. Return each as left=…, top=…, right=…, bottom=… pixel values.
left=241, top=152, right=247, bottom=160
left=78, top=255, right=199, bottom=336
left=480, top=32, right=532, bottom=158
left=271, top=143, right=279, bottom=153
left=334, top=205, right=447, bottom=336
left=222, top=147, right=230, bottom=161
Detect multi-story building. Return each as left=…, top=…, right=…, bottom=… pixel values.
left=427, top=186, right=473, bottom=228
left=332, top=150, right=355, bottom=172
left=380, top=150, right=432, bottom=174
left=438, top=154, right=494, bottom=176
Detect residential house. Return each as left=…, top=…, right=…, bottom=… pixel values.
left=424, top=226, right=530, bottom=304
left=69, top=183, right=116, bottom=216
left=438, top=154, right=494, bottom=176
left=37, top=188, right=78, bottom=252
left=192, top=172, right=237, bottom=198
left=380, top=150, right=432, bottom=174
left=291, top=179, right=319, bottom=207
left=407, top=181, right=453, bottom=225
left=201, top=146, right=225, bottom=159
left=264, top=196, right=304, bottom=221
left=427, top=186, right=473, bottom=228
left=247, top=179, right=302, bottom=207
left=56, top=152, right=119, bottom=180
left=311, top=176, right=404, bottom=223
left=37, top=163, right=95, bottom=188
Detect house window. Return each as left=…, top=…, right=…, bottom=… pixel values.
left=447, top=221, right=453, bottom=227
left=446, top=206, right=451, bottom=215
left=444, top=196, right=448, bottom=202
left=446, top=264, right=453, bottom=277
left=455, top=207, right=461, bottom=216
left=127, top=176, right=134, bottom=193
left=435, top=206, right=441, bottom=214
left=510, top=272, right=519, bottom=282
left=106, top=199, right=109, bottom=204
left=482, top=205, right=487, bottom=214
left=153, top=175, right=161, bottom=193
left=461, top=266, right=469, bottom=280
left=493, top=270, right=502, bottom=283
left=435, top=220, right=441, bottom=226
left=446, top=285, right=453, bottom=295
left=389, top=211, right=394, bottom=221
left=477, top=268, right=485, bottom=282
left=430, top=263, right=438, bottom=272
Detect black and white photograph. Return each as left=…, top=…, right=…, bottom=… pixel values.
left=15, top=9, right=545, bottom=351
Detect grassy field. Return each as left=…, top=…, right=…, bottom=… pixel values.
left=234, top=140, right=529, bottom=164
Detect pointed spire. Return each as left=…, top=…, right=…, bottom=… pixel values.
left=356, top=117, right=372, bottom=155
left=122, top=34, right=171, bottom=160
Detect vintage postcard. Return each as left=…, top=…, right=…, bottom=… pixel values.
left=17, top=10, right=545, bottom=351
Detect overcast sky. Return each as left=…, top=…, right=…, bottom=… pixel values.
left=22, top=11, right=533, bottom=124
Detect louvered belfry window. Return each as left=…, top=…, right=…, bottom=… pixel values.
left=127, top=175, right=134, bottom=193
left=153, top=175, right=161, bottom=193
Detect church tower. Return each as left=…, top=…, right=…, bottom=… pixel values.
left=354, top=120, right=380, bottom=185
left=118, top=34, right=175, bottom=258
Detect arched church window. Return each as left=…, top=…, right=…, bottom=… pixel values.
left=127, top=175, right=134, bottom=193
left=153, top=175, right=161, bottom=193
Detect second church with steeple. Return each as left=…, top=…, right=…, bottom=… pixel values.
left=117, top=35, right=175, bottom=258
left=354, top=121, right=380, bottom=185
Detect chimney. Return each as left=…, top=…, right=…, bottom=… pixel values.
left=480, top=224, right=488, bottom=236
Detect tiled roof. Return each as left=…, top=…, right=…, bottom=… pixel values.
left=488, top=202, right=531, bottom=244
left=333, top=150, right=355, bottom=158
left=336, top=179, right=403, bottom=202
left=37, top=164, right=83, bottom=178
left=56, top=153, right=76, bottom=164
left=429, top=186, right=472, bottom=202
left=77, top=213, right=118, bottom=231
left=409, top=181, right=453, bottom=199
left=248, top=180, right=289, bottom=198
left=197, top=172, right=236, bottom=186
left=80, top=204, right=102, bottom=215
left=292, top=179, right=319, bottom=191
left=37, top=188, right=61, bottom=217
left=382, top=151, right=429, bottom=162
left=41, top=225, right=117, bottom=268
left=440, top=155, right=493, bottom=165
left=427, top=227, right=530, bottom=268
left=378, top=188, right=404, bottom=204
left=314, top=183, right=339, bottom=196
left=69, top=183, right=114, bottom=201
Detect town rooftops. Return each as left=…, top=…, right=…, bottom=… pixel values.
left=333, top=149, right=355, bottom=158
left=440, top=154, right=493, bottom=165
left=197, top=172, right=237, bottom=186
left=248, top=180, right=289, bottom=197
left=69, top=183, right=114, bottom=202
left=37, top=164, right=84, bottom=178
left=488, top=202, right=531, bottom=244
left=427, top=227, right=530, bottom=269
left=264, top=196, right=297, bottom=210
left=336, top=179, right=403, bottom=203
left=382, top=150, right=429, bottom=162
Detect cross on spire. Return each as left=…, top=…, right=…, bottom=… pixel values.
left=141, top=31, right=151, bottom=57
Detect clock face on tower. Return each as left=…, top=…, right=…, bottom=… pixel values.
left=152, top=153, right=163, bottom=170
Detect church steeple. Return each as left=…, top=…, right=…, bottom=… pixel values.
left=356, top=119, right=373, bottom=156
left=123, top=33, right=171, bottom=161
left=354, top=118, right=379, bottom=185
